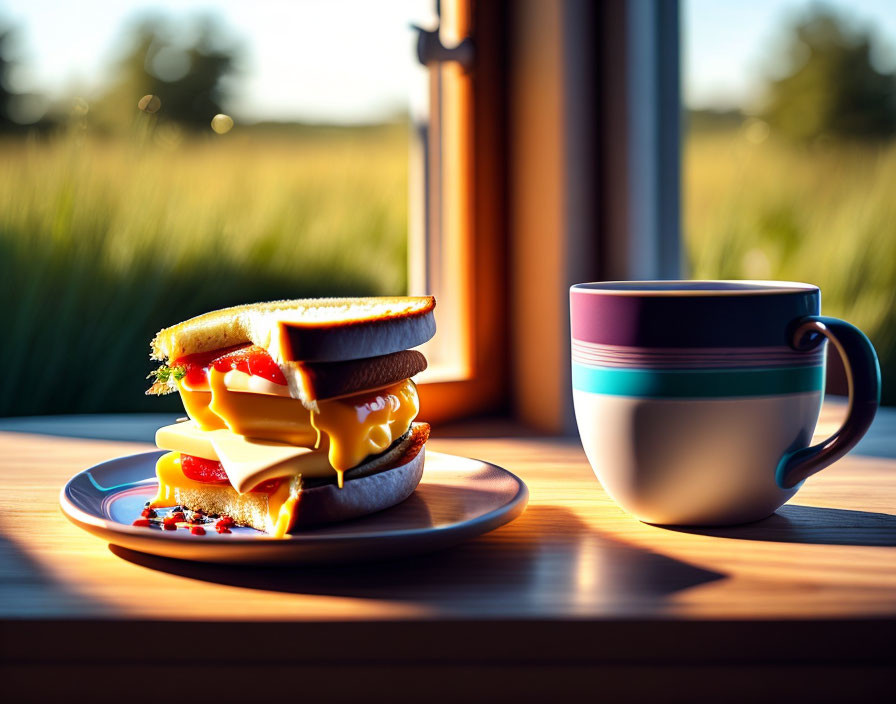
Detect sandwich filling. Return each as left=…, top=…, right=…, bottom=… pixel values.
left=149, top=344, right=420, bottom=536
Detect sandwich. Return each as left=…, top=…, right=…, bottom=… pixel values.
left=142, top=296, right=435, bottom=537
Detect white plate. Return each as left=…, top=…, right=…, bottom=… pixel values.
left=60, top=450, right=528, bottom=564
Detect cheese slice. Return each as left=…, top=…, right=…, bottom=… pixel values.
left=209, top=428, right=327, bottom=494
left=155, top=421, right=334, bottom=493
left=156, top=420, right=218, bottom=459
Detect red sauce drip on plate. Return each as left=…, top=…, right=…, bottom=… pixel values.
left=215, top=516, right=234, bottom=533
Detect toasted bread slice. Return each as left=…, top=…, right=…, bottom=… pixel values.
left=282, top=350, right=427, bottom=402
left=151, top=296, right=435, bottom=363
left=174, top=423, right=429, bottom=533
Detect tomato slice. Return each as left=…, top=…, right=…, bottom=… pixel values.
left=173, top=344, right=287, bottom=387
left=211, top=345, right=288, bottom=385
left=180, top=454, right=229, bottom=484
left=180, top=454, right=285, bottom=494
left=174, top=343, right=249, bottom=388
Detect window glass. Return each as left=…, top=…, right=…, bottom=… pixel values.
left=0, top=0, right=431, bottom=415
left=684, top=0, right=896, bottom=403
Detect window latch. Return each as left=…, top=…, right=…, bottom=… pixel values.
left=412, top=24, right=474, bottom=71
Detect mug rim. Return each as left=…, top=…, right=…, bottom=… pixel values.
left=570, top=280, right=819, bottom=296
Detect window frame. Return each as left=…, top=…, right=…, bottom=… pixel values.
left=411, top=0, right=509, bottom=425
left=414, top=0, right=682, bottom=430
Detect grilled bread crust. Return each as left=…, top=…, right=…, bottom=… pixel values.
left=151, top=296, right=435, bottom=363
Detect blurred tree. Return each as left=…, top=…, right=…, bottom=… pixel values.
left=96, top=15, right=240, bottom=132
left=762, top=6, right=896, bottom=142
left=0, top=24, right=53, bottom=130
left=0, top=26, right=21, bottom=130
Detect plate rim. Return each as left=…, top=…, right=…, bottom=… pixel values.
left=59, top=449, right=529, bottom=548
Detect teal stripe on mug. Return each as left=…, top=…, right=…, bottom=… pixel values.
left=571, top=362, right=825, bottom=398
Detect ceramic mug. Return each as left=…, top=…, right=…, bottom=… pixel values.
left=570, top=281, right=880, bottom=525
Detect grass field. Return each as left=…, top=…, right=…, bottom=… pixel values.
left=1, top=121, right=893, bottom=415
left=685, top=125, right=896, bottom=404
left=0, top=124, right=408, bottom=415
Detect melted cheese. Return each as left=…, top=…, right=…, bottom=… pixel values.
left=207, top=368, right=319, bottom=445
left=177, top=372, right=418, bottom=480
left=269, top=477, right=300, bottom=537
left=150, top=451, right=211, bottom=507
left=163, top=380, right=417, bottom=494
left=178, top=388, right=226, bottom=430
left=158, top=363, right=420, bottom=535
left=312, top=379, right=419, bottom=487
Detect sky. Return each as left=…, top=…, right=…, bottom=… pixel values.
left=685, top=0, right=896, bottom=110
left=0, top=0, right=434, bottom=123
left=2, top=0, right=896, bottom=122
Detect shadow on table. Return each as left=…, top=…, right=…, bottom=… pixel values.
left=662, top=504, right=896, bottom=546
left=109, top=505, right=725, bottom=613
left=0, top=532, right=106, bottom=616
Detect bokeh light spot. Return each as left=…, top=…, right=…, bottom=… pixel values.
left=150, top=47, right=192, bottom=82
left=211, top=113, right=234, bottom=134
left=138, top=94, right=162, bottom=113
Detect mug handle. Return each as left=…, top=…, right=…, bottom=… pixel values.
left=776, top=316, right=881, bottom=489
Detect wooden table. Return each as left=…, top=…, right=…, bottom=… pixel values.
left=1, top=404, right=894, bottom=702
